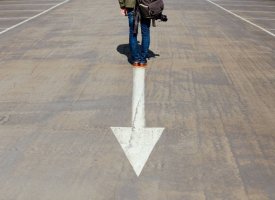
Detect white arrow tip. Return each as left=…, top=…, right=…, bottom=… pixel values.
left=111, top=127, right=164, bottom=176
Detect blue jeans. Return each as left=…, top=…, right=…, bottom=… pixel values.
left=128, top=10, right=151, bottom=63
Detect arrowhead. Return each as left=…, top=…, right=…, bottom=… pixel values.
left=111, top=127, right=164, bottom=176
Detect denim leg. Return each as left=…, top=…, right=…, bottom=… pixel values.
left=128, top=11, right=140, bottom=62
left=140, top=18, right=151, bottom=63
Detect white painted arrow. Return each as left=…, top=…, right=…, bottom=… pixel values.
left=111, top=67, right=164, bottom=176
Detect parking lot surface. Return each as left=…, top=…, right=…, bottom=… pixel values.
left=0, top=0, right=275, bottom=199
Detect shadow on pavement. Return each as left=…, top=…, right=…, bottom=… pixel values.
left=117, top=43, right=160, bottom=64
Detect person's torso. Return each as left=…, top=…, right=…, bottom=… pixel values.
left=125, top=0, right=136, bottom=8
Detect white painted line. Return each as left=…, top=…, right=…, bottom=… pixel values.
left=132, top=67, right=145, bottom=128
left=0, top=0, right=70, bottom=35
left=111, top=68, right=164, bottom=177
left=205, top=0, right=275, bottom=37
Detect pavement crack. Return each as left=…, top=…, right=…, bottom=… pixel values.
left=0, top=115, right=9, bottom=125
left=132, top=94, right=142, bottom=129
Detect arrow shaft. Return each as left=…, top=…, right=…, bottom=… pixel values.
left=132, top=68, right=145, bottom=128
left=111, top=68, right=165, bottom=176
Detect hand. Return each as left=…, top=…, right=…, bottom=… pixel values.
left=120, top=8, right=127, bottom=16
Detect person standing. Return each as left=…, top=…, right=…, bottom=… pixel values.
left=118, top=0, right=151, bottom=67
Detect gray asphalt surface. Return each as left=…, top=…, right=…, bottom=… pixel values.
left=0, top=0, right=275, bottom=199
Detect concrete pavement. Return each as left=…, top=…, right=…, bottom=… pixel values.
left=0, top=0, right=275, bottom=199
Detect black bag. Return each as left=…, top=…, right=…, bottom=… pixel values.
left=134, top=0, right=167, bottom=33
left=137, top=0, right=164, bottom=19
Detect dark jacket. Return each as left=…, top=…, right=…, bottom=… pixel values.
left=118, top=0, right=136, bottom=8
